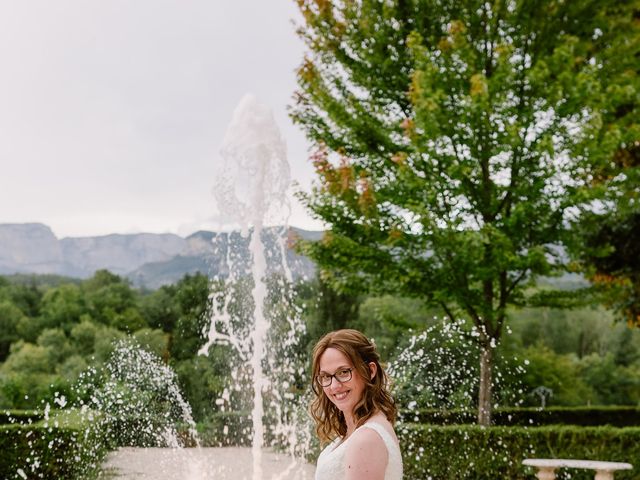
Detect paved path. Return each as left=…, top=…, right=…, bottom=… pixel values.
left=102, top=447, right=316, bottom=480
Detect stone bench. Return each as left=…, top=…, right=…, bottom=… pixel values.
left=523, top=458, right=633, bottom=480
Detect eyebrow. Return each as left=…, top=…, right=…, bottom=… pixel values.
left=318, top=365, right=351, bottom=374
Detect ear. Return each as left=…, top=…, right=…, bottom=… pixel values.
left=368, top=361, right=377, bottom=380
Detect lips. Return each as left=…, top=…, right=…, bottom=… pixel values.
left=333, top=391, right=350, bottom=401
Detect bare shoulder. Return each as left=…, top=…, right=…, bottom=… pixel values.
left=367, top=412, right=400, bottom=445
left=344, top=427, right=388, bottom=480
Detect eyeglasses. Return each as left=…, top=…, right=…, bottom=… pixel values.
left=316, top=368, right=353, bottom=387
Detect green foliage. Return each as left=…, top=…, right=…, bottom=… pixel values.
left=517, top=345, right=595, bottom=406
left=0, top=416, right=107, bottom=479
left=293, top=0, right=640, bottom=424
left=169, top=273, right=212, bottom=360
left=39, top=284, right=86, bottom=333
left=503, top=306, right=640, bottom=406
left=92, top=325, right=126, bottom=363
left=37, top=328, right=73, bottom=364
left=0, top=301, right=25, bottom=361
left=0, top=410, right=43, bottom=425
left=575, top=209, right=640, bottom=325
left=139, top=285, right=180, bottom=332
left=133, top=328, right=169, bottom=359
left=293, top=0, right=638, bottom=321
left=3, top=341, right=55, bottom=375
left=172, top=355, right=223, bottom=421
left=504, top=343, right=640, bottom=407
left=355, top=295, right=437, bottom=358
left=196, top=411, right=252, bottom=447
left=405, top=406, right=640, bottom=428
left=614, top=327, right=640, bottom=367
left=0, top=261, right=638, bottom=468
left=510, top=306, right=620, bottom=358
left=568, top=10, right=640, bottom=323
left=580, top=353, right=640, bottom=405
left=301, top=275, right=362, bottom=347
left=401, top=423, right=640, bottom=480
left=0, top=279, right=44, bottom=318
left=69, top=318, right=99, bottom=356
left=83, top=270, right=143, bottom=330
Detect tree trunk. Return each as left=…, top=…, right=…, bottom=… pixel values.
left=477, top=343, right=493, bottom=426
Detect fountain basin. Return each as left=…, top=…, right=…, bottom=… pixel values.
left=102, top=446, right=315, bottom=479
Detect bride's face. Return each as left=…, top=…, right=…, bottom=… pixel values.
left=318, top=347, right=369, bottom=416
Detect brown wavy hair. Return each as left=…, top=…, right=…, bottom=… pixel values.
left=310, top=329, right=397, bottom=444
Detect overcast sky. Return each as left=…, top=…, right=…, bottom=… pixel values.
left=0, top=0, right=322, bottom=238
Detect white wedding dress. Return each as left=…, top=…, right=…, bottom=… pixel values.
left=315, top=420, right=403, bottom=480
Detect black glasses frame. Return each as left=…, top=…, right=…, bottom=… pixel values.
left=315, top=368, right=354, bottom=387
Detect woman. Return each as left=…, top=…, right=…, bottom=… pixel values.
left=311, top=329, right=403, bottom=480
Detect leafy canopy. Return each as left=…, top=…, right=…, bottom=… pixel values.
left=292, top=0, right=639, bottom=341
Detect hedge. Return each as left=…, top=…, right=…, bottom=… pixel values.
left=0, top=412, right=109, bottom=479
left=0, top=410, right=44, bottom=425
left=196, top=410, right=315, bottom=455
left=196, top=411, right=253, bottom=446
left=401, top=406, right=640, bottom=427
left=400, top=423, right=640, bottom=480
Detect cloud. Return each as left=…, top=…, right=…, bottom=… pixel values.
left=0, top=0, right=320, bottom=237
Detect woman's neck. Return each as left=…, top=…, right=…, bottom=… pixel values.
left=344, top=413, right=357, bottom=437
left=344, top=409, right=382, bottom=438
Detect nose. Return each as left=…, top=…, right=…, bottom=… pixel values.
left=327, top=376, right=343, bottom=391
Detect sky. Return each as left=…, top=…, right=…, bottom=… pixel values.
left=0, top=0, right=323, bottom=238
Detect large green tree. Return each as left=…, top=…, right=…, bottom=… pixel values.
left=570, top=2, right=640, bottom=325
left=291, top=0, right=639, bottom=424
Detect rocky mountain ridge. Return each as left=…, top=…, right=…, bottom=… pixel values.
left=0, top=223, right=320, bottom=288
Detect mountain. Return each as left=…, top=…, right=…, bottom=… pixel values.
left=125, top=228, right=320, bottom=289
left=0, top=224, right=63, bottom=274
left=61, top=233, right=186, bottom=278
left=0, top=223, right=320, bottom=288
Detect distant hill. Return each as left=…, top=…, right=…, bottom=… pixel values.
left=0, top=223, right=321, bottom=289
left=0, top=223, right=587, bottom=291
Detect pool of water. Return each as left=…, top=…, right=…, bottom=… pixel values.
left=102, top=446, right=315, bottom=480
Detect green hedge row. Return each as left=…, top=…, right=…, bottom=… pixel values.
left=0, top=410, right=44, bottom=425
left=196, top=411, right=313, bottom=453
left=197, top=411, right=253, bottom=447
left=401, top=406, right=640, bottom=427
left=0, top=417, right=108, bottom=479
left=400, top=424, right=640, bottom=480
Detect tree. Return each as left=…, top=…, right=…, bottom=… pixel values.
left=0, top=301, right=25, bottom=361
left=576, top=209, right=640, bottom=325
left=570, top=7, right=640, bottom=324
left=39, top=283, right=86, bottom=333
left=169, top=273, right=211, bottom=360
left=302, top=275, right=362, bottom=346
left=292, top=0, right=639, bottom=424
left=139, top=285, right=180, bottom=332
left=355, top=295, right=436, bottom=358
left=83, top=270, right=141, bottom=328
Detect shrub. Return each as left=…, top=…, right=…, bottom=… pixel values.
left=402, top=406, right=640, bottom=427
left=0, top=409, right=43, bottom=425
left=0, top=420, right=107, bottom=479
left=197, top=411, right=253, bottom=446
left=400, top=424, right=640, bottom=480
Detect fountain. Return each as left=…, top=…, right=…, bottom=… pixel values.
left=6, top=338, right=201, bottom=479
left=78, top=339, right=199, bottom=449
left=389, top=319, right=531, bottom=479
left=5, top=95, right=313, bottom=480
left=196, top=93, right=312, bottom=478
left=99, top=94, right=312, bottom=479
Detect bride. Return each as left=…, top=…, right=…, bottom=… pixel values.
left=310, top=329, right=403, bottom=480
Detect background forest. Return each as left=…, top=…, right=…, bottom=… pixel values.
left=1, top=269, right=639, bottom=425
